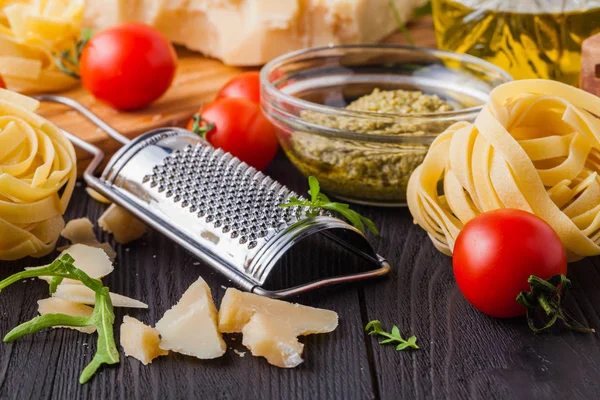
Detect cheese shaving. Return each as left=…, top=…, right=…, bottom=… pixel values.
left=27, top=243, right=113, bottom=285
left=53, top=283, right=148, bottom=309
left=0, top=0, right=83, bottom=93
left=60, top=218, right=116, bottom=261
left=37, top=297, right=96, bottom=334
left=98, top=204, right=146, bottom=245
left=0, top=89, right=76, bottom=260
left=407, top=79, right=600, bottom=261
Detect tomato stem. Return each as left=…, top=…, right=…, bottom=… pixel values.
left=516, top=274, right=595, bottom=334
left=190, top=114, right=215, bottom=139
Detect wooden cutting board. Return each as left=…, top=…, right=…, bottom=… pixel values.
left=38, top=17, right=437, bottom=173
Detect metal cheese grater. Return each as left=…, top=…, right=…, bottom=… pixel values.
left=38, top=95, right=390, bottom=298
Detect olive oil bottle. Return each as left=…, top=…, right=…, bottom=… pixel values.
left=432, top=0, right=600, bottom=86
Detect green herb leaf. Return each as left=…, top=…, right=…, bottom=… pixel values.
left=0, top=254, right=119, bottom=384
left=516, top=274, right=595, bottom=334
left=414, top=1, right=432, bottom=18
left=308, top=176, right=320, bottom=203
left=279, top=176, right=379, bottom=235
left=365, top=320, right=419, bottom=351
left=53, top=29, right=94, bottom=80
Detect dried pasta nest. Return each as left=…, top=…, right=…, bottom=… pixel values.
left=0, top=90, right=77, bottom=260
left=407, top=80, right=600, bottom=261
left=0, top=0, right=83, bottom=93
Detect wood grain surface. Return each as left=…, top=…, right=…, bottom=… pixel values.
left=1, top=151, right=599, bottom=400
left=2, top=17, right=599, bottom=400
left=36, top=17, right=437, bottom=172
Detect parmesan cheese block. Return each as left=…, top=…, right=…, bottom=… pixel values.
left=60, top=218, right=116, bottom=261
left=219, top=288, right=338, bottom=368
left=37, top=298, right=96, bottom=334
left=83, top=0, right=424, bottom=66
left=98, top=204, right=146, bottom=245
left=53, top=283, right=148, bottom=309
left=120, top=316, right=168, bottom=365
left=155, top=277, right=226, bottom=359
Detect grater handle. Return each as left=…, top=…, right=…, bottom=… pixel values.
left=34, top=95, right=131, bottom=145
left=251, top=255, right=390, bottom=298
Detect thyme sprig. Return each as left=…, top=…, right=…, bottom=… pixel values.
left=0, top=254, right=119, bottom=384
left=279, top=176, right=379, bottom=235
left=366, top=320, right=419, bottom=351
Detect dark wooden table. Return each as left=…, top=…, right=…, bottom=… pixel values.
left=1, top=152, right=600, bottom=400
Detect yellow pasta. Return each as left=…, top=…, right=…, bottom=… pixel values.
left=407, top=79, right=600, bottom=261
left=0, top=88, right=76, bottom=260
left=0, top=0, right=83, bottom=93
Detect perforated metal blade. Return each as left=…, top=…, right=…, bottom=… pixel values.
left=37, top=95, right=390, bottom=297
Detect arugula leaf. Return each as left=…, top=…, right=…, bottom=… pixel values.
left=279, top=176, right=379, bottom=235
left=365, top=320, right=419, bottom=351
left=0, top=254, right=119, bottom=384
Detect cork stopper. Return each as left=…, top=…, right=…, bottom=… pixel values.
left=581, top=33, right=600, bottom=94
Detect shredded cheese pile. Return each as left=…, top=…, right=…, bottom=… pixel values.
left=0, top=89, right=76, bottom=260
left=0, top=0, right=83, bottom=93
left=407, top=80, right=600, bottom=261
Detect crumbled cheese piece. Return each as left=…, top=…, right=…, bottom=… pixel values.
left=37, top=298, right=96, bottom=334
left=60, top=218, right=116, bottom=261
left=27, top=244, right=113, bottom=286
left=218, top=288, right=338, bottom=368
left=85, top=188, right=111, bottom=204
left=120, top=316, right=168, bottom=365
left=233, top=349, right=246, bottom=357
left=53, top=284, right=148, bottom=309
left=155, top=277, right=226, bottom=359
left=98, top=204, right=146, bottom=245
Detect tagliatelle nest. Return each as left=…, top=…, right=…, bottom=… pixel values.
left=0, top=0, right=83, bottom=93
left=0, top=89, right=77, bottom=260
left=407, top=80, right=600, bottom=262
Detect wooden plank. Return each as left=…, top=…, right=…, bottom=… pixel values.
left=360, top=207, right=600, bottom=400
left=0, top=156, right=376, bottom=400
left=37, top=17, right=438, bottom=172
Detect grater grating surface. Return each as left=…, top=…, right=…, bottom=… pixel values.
left=145, top=143, right=310, bottom=250
left=35, top=95, right=391, bottom=298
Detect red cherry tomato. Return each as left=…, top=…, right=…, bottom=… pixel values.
left=215, top=71, right=260, bottom=104
left=80, top=23, right=177, bottom=110
left=186, top=98, right=278, bottom=170
left=453, top=209, right=567, bottom=318
left=0, top=76, right=5, bottom=89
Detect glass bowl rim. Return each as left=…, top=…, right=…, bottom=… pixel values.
left=260, top=43, right=513, bottom=121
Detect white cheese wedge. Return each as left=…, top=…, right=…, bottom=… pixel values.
left=120, top=316, right=168, bottom=365
left=60, top=218, right=116, bottom=261
left=242, top=313, right=304, bottom=368
left=53, top=284, right=148, bottom=309
left=155, top=277, right=226, bottom=359
left=37, top=298, right=96, bottom=334
left=218, top=288, right=338, bottom=368
left=98, top=204, right=146, bottom=245
left=26, top=244, right=113, bottom=286
left=83, top=0, right=423, bottom=66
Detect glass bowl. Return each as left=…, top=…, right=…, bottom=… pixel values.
left=260, top=44, right=512, bottom=206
